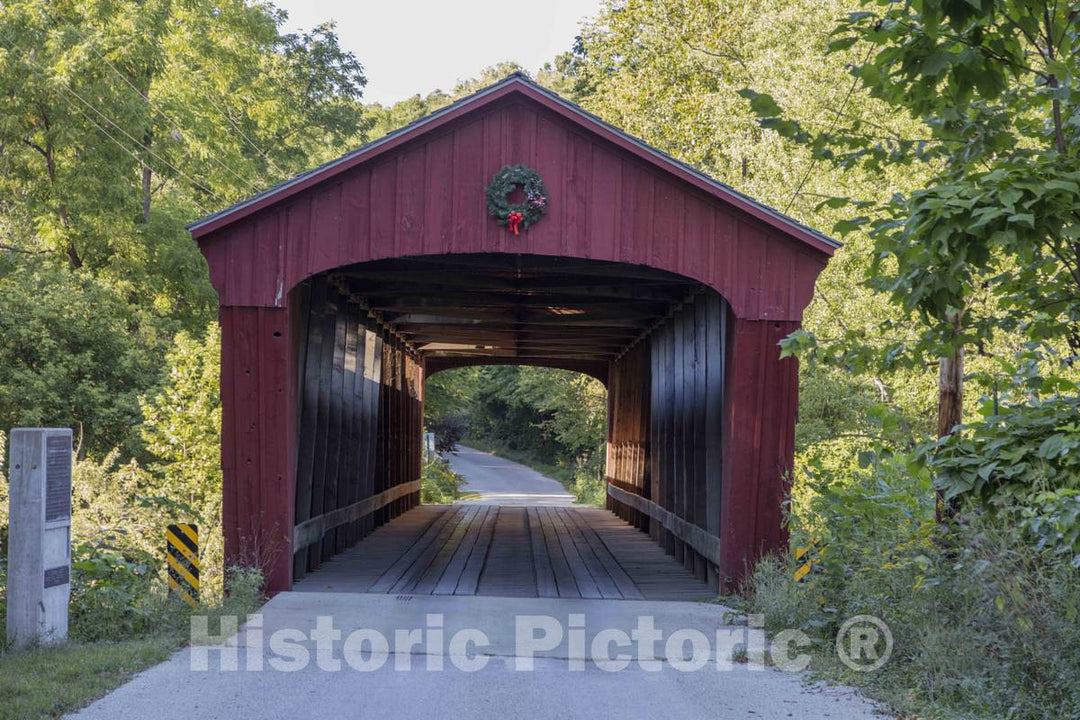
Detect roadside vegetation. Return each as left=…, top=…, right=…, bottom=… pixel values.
left=420, top=458, right=463, bottom=505
left=0, top=567, right=263, bottom=720
left=425, top=366, right=608, bottom=506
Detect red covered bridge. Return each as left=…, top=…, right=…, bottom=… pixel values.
left=189, top=74, right=835, bottom=594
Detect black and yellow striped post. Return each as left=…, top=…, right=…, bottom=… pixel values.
left=794, top=539, right=826, bottom=583
left=166, top=523, right=199, bottom=606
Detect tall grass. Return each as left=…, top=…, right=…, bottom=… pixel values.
left=747, top=514, right=1080, bottom=719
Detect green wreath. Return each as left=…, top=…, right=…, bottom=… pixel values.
left=485, top=164, right=549, bottom=235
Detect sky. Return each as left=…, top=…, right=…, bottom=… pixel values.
left=273, top=0, right=604, bottom=106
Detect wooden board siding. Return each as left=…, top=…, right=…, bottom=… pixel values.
left=198, top=98, right=824, bottom=323
left=605, top=292, right=742, bottom=589
left=219, top=305, right=293, bottom=592
left=288, top=281, right=422, bottom=580
left=719, top=317, right=799, bottom=588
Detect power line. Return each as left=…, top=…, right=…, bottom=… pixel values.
left=63, top=20, right=275, bottom=194
left=59, top=90, right=214, bottom=218
left=0, top=30, right=225, bottom=207
left=782, top=41, right=878, bottom=215
left=206, top=84, right=290, bottom=179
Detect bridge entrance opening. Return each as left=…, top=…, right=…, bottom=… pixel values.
left=285, top=254, right=725, bottom=599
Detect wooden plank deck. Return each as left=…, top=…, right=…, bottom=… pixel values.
left=295, top=504, right=714, bottom=601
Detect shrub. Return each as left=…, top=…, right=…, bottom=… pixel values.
left=926, top=393, right=1080, bottom=567
left=421, top=458, right=462, bottom=504
left=69, top=541, right=157, bottom=642
left=569, top=450, right=607, bottom=507
left=748, top=436, right=1080, bottom=719
left=928, top=394, right=1080, bottom=506
left=140, top=323, right=225, bottom=595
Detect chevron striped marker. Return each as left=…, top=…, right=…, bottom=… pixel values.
left=166, top=523, right=199, bottom=606
left=794, top=539, right=826, bottom=583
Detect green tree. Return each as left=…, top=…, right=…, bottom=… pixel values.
left=140, top=322, right=226, bottom=591
left=0, top=0, right=370, bottom=455
left=746, top=0, right=1080, bottom=408
left=140, top=322, right=222, bottom=510
left=0, top=260, right=161, bottom=455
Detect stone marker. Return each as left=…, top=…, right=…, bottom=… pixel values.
left=6, top=428, right=73, bottom=648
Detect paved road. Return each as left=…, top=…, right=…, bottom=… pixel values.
left=68, top=450, right=887, bottom=719
left=70, top=593, right=885, bottom=720
left=447, top=446, right=576, bottom=506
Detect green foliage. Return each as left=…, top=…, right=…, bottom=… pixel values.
left=752, top=438, right=1080, bottom=719
left=421, top=458, right=462, bottom=505
left=742, top=0, right=1080, bottom=361
left=0, top=0, right=371, bottom=459
left=924, top=391, right=1080, bottom=567
left=1020, top=490, right=1080, bottom=568
left=928, top=394, right=1080, bottom=505
left=69, top=541, right=156, bottom=641
left=750, top=516, right=1080, bottom=719
left=485, top=164, right=549, bottom=231
left=365, top=62, right=527, bottom=139
left=567, top=455, right=607, bottom=507
left=140, top=323, right=225, bottom=590
left=0, top=261, right=164, bottom=456
left=0, top=2, right=365, bottom=636
left=426, top=366, right=608, bottom=504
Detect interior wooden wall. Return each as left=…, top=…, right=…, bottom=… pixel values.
left=290, top=277, right=422, bottom=579
left=606, top=291, right=726, bottom=588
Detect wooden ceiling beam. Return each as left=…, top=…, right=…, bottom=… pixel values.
left=416, top=338, right=626, bottom=349
left=359, top=289, right=688, bottom=306
left=422, top=349, right=613, bottom=361
left=392, top=319, right=653, bottom=330
left=395, top=324, right=642, bottom=338
left=368, top=299, right=674, bottom=316
left=335, top=273, right=694, bottom=296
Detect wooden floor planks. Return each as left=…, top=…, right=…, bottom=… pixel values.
left=295, top=504, right=713, bottom=601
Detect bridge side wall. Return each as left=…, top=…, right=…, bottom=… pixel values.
left=219, top=304, right=293, bottom=592
left=607, top=292, right=797, bottom=591
left=221, top=279, right=423, bottom=593
left=290, top=277, right=423, bottom=581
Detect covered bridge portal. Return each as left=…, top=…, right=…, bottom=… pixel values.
left=190, top=74, right=835, bottom=594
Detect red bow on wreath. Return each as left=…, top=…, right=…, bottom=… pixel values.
left=507, top=211, right=524, bottom=236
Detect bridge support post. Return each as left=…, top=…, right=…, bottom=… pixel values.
left=719, top=317, right=799, bottom=592
left=219, top=304, right=295, bottom=593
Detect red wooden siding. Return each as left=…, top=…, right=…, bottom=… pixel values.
left=720, top=317, right=800, bottom=582
left=219, top=305, right=293, bottom=592
left=198, top=98, right=825, bottom=322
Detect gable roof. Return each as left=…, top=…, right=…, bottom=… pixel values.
left=188, top=73, right=838, bottom=254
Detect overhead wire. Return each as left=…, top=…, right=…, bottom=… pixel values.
left=0, top=29, right=224, bottom=212
left=61, top=20, right=279, bottom=194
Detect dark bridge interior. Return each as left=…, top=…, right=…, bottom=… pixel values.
left=328, top=254, right=706, bottom=382
left=289, top=253, right=730, bottom=594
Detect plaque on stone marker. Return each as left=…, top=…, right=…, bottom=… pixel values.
left=45, top=434, right=72, bottom=522
left=44, top=565, right=70, bottom=588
